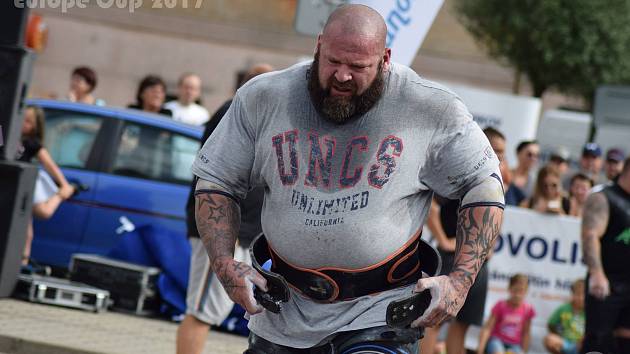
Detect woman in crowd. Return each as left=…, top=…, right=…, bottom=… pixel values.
left=128, top=75, right=172, bottom=116
left=16, top=105, right=74, bottom=265
left=567, top=173, right=593, bottom=217
left=521, top=165, right=570, bottom=215
left=68, top=66, right=105, bottom=106
left=505, top=140, right=540, bottom=206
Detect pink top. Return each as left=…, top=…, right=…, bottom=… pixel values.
left=490, top=300, right=536, bottom=345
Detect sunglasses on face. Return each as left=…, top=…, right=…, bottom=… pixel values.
left=527, top=151, right=539, bottom=158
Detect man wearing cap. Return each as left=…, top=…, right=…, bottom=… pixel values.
left=581, top=143, right=604, bottom=181
left=565, top=143, right=604, bottom=190
left=548, top=146, right=571, bottom=179
left=604, top=148, right=625, bottom=183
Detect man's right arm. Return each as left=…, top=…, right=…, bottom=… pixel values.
left=195, top=179, right=267, bottom=314
left=581, top=191, right=609, bottom=299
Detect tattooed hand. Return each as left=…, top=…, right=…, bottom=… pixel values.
left=412, top=205, right=503, bottom=328
left=213, top=258, right=268, bottom=314
left=411, top=275, right=466, bottom=327
left=195, top=180, right=268, bottom=314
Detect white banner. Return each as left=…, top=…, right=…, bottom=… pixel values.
left=465, top=207, right=586, bottom=354
left=442, top=83, right=542, bottom=167
left=350, top=0, right=444, bottom=66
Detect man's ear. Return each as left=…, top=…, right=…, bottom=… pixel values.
left=315, top=34, right=322, bottom=55
left=382, top=48, right=392, bottom=72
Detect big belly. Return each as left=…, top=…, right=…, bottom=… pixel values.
left=263, top=220, right=417, bottom=269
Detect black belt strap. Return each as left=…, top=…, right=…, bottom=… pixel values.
left=250, top=233, right=441, bottom=307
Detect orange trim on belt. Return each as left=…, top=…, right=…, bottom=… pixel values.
left=387, top=242, right=421, bottom=283
left=315, top=228, right=422, bottom=272
left=267, top=228, right=422, bottom=273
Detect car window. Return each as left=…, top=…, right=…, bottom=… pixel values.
left=111, top=122, right=200, bottom=184
left=44, top=109, right=104, bottom=169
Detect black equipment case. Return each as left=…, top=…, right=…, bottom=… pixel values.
left=69, top=254, right=161, bottom=315
left=14, top=274, right=110, bottom=312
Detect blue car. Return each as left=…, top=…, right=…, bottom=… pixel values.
left=28, top=99, right=202, bottom=268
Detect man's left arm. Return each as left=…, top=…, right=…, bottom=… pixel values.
left=413, top=97, right=504, bottom=327
left=413, top=176, right=504, bottom=327
left=451, top=203, right=503, bottom=305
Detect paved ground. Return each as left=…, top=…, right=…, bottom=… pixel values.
left=0, top=298, right=248, bottom=354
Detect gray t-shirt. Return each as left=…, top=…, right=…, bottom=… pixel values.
left=192, top=62, right=500, bottom=347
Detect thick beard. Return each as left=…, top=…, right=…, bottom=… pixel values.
left=308, top=53, right=385, bottom=125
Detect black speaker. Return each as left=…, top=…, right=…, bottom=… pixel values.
left=0, top=160, right=37, bottom=297
left=0, top=3, right=29, bottom=47
left=0, top=45, right=34, bottom=161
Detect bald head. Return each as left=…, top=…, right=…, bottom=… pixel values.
left=310, top=4, right=390, bottom=124
left=177, top=73, right=202, bottom=105
left=322, top=4, right=387, bottom=50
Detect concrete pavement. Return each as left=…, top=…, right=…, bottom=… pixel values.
left=0, top=298, right=248, bottom=354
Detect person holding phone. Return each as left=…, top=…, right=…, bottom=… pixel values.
left=521, top=165, right=570, bottom=215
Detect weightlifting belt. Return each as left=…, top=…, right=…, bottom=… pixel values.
left=250, top=231, right=441, bottom=309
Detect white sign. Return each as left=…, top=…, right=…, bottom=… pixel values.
left=465, top=207, right=586, bottom=354
left=593, top=85, right=630, bottom=127
left=442, top=82, right=542, bottom=167
left=295, top=0, right=346, bottom=36
left=537, top=109, right=592, bottom=164
left=595, top=124, right=630, bottom=158
left=350, top=0, right=444, bottom=66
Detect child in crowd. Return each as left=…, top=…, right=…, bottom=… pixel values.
left=567, top=174, right=593, bottom=217
left=478, top=274, right=536, bottom=354
left=15, top=105, right=74, bottom=266
left=543, top=279, right=585, bottom=354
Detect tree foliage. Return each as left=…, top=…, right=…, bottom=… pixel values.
left=454, top=0, right=630, bottom=104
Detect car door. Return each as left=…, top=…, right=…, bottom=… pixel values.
left=77, top=119, right=200, bottom=256
left=32, top=107, right=106, bottom=267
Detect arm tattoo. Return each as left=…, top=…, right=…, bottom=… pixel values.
left=451, top=206, right=503, bottom=294
left=212, top=260, right=250, bottom=291
left=195, top=191, right=241, bottom=271
left=581, top=192, right=608, bottom=272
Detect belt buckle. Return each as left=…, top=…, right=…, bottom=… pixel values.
left=302, top=275, right=338, bottom=302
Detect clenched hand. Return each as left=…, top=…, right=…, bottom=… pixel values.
left=213, top=258, right=268, bottom=314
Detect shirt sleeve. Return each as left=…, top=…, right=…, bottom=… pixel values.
left=491, top=301, right=503, bottom=318
left=27, top=138, right=42, bottom=154
left=201, top=100, right=232, bottom=143
left=191, top=92, right=256, bottom=200
left=420, top=98, right=501, bottom=200
left=528, top=304, right=536, bottom=320
left=547, top=305, right=561, bottom=327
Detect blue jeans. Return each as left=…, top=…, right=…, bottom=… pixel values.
left=486, top=336, right=523, bottom=354
left=561, top=339, right=578, bottom=354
